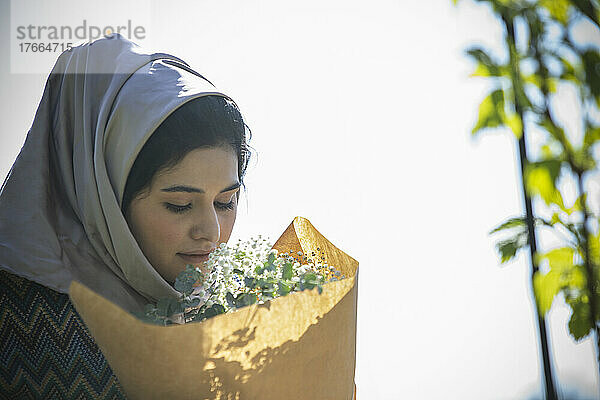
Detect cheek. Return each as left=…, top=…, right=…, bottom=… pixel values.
left=218, top=211, right=237, bottom=244
left=147, top=215, right=184, bottom=249
left=129, top=204, right=183, bottom=254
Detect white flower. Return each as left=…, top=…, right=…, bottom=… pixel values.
left=150, top=236, right=346, bottom=325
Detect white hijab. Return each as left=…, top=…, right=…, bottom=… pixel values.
left=0, top=34, right=236, bottom=313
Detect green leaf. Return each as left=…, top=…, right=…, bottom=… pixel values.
left=466, top=47, right=504, bottom=77
left=244, top=276, right=256, bottom=289
left=525, top=160, right=565, bottom=207
left=256, top=278, right=273, bottom=291
left=261, top=289, right=275, bottom=300
left=472, top=90, right=506, bottom=136
left=491, top=215, right=530, bottom=264
left=590, top=231, right=600, bottom=267
left=472, top=89, right=522, bottom=137
left=539, top=0, right=571, bottom=24
left=300, top=274, right=314, bottom=290
left=534, top=248, right=581, bottom=315
left=202, top=303, right=226, bottom=319
left=489, top=217, right=526, bottom=234
left=265, top=252, right=277, bottom=271
left=582, top=50, right=600, bottom=101
left=470, top=63, right=493, bottom=77
left=174, top=267, right=201, bottom=295
left=226, top=292, right=235, bottom=308
left=505, top=112, right=523, bottom=137
left=559, top=57, right=579, bottom=83
left=567, top=295, right=593, bottom=341
left=533, top=269, right=562, bottom=315
left=282, top=262, right=293, bottom=280
left=584, top=126, right=600, bottom=149
left=569, top=264, right=588, bottom=290
left=541, top=247, right=575, bottom=271
left=300, top=272, right=323, bottom=291
left=236, top=293, right=257, bottom=307
left=303, top=272, right=317, bottom=282
left=496, top=233, right=528, bottom=263
left=277, top=281, right=291, bottom=296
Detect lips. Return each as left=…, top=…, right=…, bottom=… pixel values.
left=177, top=253, right=210, bottom=265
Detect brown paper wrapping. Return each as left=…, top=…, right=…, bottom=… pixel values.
left=69, top=217, right=358, bottom=400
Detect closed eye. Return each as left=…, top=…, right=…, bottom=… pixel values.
left=215, top=200, right=235, bottom=211
left=164, top=203, right=192, bottom=213
left=164, top=201, right=235, bottom=213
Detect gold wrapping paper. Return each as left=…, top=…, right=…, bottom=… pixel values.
left=69, top=217, right=358, bottom=400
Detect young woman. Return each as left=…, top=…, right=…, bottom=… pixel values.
left=0, top=34, right=250, bottom=398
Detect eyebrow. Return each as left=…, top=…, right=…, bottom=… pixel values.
left=160, top=182, right=241, bottom=194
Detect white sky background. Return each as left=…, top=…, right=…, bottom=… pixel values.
left=1, top=0, right=599, bottom=398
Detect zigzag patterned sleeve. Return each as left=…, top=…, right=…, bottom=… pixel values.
left=0, top=270, right=127, bottom=400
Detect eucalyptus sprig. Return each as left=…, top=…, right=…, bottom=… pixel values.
left=133, top=237, right=345, bottom=326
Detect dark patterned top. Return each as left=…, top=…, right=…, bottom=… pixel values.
left=0, top=269, right=127, bottom=399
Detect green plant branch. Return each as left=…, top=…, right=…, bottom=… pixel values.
left=529, top=7, right=600, bottom=380
left=503, top=11, right=559, bottom=400
left=459, top=0, right=600, bottom=395
left=576, top=169, right=599, bottom=339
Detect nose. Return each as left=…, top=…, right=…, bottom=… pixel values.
left=189, top=203, right=220, bottom=245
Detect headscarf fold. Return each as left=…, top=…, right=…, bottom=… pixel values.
left=0, top=34, right=235, bottom=313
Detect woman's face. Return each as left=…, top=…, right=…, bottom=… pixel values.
left=126, top=146, right=239, bottom=283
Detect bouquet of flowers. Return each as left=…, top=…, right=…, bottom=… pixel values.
left=135, top=236, right=346, bottom=326
left=69, top=217, right=358, bottom=400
